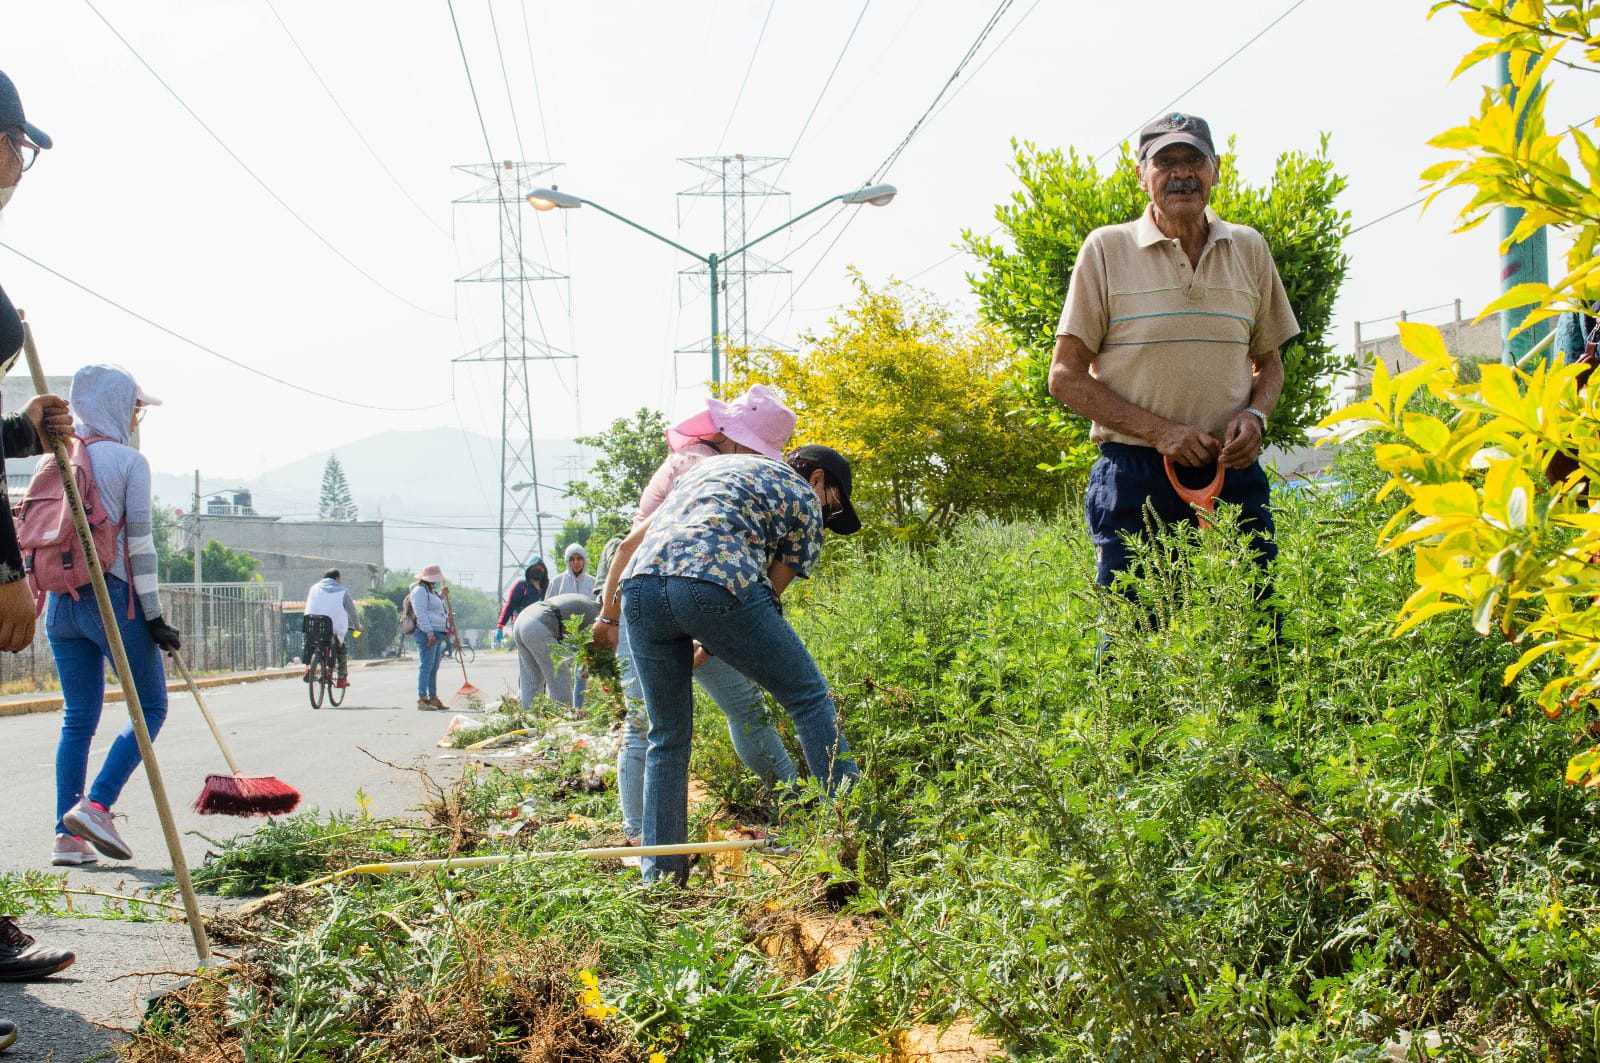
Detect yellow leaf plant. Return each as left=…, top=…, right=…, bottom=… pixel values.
left=1325, top=0, right=1600, bottom=783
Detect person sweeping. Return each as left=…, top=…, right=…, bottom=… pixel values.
left=42, top=365, right=181, bottom=865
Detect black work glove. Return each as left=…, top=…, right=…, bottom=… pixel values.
left=147, top=618, right=182, bottom=653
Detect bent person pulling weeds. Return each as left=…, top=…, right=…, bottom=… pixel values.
left=1048, top=113, right=1299, bottom=611
left=595, top=445, right=863, bottom=885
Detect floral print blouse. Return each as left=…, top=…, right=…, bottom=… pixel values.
left=624, top=455, right=822, bottom=600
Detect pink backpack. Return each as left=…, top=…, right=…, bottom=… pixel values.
left=13, top=437, right=126, bottom=616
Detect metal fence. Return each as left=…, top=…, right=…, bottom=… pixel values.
left=0, top=582, right=286, bottom=691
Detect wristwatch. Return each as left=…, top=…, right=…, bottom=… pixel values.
left=1245, top=407, right=1268, bottom=433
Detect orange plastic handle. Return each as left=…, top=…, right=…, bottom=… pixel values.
left=1163, top=456, right=1225, bottom=522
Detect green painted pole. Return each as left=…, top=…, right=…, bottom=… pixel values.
left=1498, top=51, right=1550, bottom=364
left=709, top=252, right=721, bottom=388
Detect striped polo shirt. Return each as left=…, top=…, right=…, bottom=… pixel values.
left=1056, top=205, right=1299, bottom=447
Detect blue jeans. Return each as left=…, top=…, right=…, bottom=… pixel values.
left=614, top=609, right=797, bottom=841
left=414, top=629, right=446, bottom=698
left=49, top=577, right=169, bottom=834
left=624, top=574, right=857, bottom=881
left=1086, top=442, right=1276, bottom=586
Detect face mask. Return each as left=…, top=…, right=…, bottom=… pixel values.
left=0, top=185, right=14, bottom=210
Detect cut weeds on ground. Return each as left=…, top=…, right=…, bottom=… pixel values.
left=120, top=446, right=1600, bottom=1061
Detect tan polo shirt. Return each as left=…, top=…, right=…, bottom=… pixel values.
left=1056, top=205, right=1299, bottom=447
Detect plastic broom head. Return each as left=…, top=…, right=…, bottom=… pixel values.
left=457, top=680, right=481, bottom=697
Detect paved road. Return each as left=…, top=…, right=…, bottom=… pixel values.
left=0, top=651, right=522, bottom=1062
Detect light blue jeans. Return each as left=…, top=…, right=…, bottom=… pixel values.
left=49, top=577, right=169, bottom=834
left=614, top=607, right=796, bottom=841
left=624, top=574, right=857, bottom=882
left=414, top=629, right=447, bottom=699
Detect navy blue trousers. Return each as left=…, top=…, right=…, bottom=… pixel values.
left=1085, top=442, right=1276, bottom=587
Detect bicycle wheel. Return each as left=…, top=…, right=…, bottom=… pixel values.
left=329, top=661, right=346, bottom=707
left=459, top=643, right=475, bottom=665
left=308, top=650, right=325, bottom=709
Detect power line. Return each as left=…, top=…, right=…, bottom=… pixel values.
left=1094, top=0, right=1314, bottom=164
left=899, top=0, right=1319, bottom=288
left=448, top=0, right=570, bottom=397
left=1348, top=196, right=1428, bottom=236
left=925, top=0, right=1047, bottom=127
left=0, top=239, right=452, bottom=414
left=743, top=0, right=876, bottom=240
left=82, top=0, right=451, bottom=320
left=261, top=0, right=450, bottom=238
left=487, top=0, right=570, bottom=324
left=754, top=0, right=1022, bottom=336
left=713, top=0, right=780, bottom=157
left=869, top=0, right=1017, bottom=184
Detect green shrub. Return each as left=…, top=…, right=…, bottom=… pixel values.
left=354, top=598, right=398, bottom=658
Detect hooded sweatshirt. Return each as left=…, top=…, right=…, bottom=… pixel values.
left=62, top=365, right=162, bottom=619
left=305, top=576, right=361, bottom=640
left=546, top=543, right=595, bottom=600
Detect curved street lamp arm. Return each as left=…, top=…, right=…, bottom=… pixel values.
left=727, top=194, right=845, bottom=259
left=576, top=198, right=709, bottom=263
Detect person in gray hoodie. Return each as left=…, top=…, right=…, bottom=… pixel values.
left=49, top=365, right=181, bottom=869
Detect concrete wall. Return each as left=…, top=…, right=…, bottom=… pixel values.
left=194, top=514, right=385, bottom=600
left=1355, top=312, right=1504, bottom=381
left=2, top=375, right=72, bottom=493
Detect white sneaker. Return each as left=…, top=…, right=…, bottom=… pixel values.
left=50, top=834, right=98, bottom=866
left=61, top=799, right=132, bottom=861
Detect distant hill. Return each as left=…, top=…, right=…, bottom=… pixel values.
left=153, top=428, right=593, bottom=594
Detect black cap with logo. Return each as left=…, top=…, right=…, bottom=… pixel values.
left=1137, top=112, right=1212, bottom=162
left=0, top=70, right=51, bottom=149
left=788, top=444, right=861, bottom=536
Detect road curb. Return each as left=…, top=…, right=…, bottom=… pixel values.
left=0, top=668, right=303, bottom=719
left=0, top=654, right=413, bottom=719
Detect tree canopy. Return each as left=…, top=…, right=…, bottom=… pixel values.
left=721, top=273, right=1064, bottom=542
left=563, top=408, right=668, bottom=546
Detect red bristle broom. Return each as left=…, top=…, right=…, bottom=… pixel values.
left=169, top=650, right=301, bottom=816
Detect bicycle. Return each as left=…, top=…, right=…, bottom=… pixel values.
left=440, top=637, right=475, bottom=665
left=303, top=614, right=346, bottom=709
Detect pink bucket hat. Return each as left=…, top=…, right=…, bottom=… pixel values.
left=417, top=564, right=447, bottom=585
left=666, top=384, right=796, bottom=460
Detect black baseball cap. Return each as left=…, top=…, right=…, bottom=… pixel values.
left=0, top=70, right=52, bottom=149
left=1137, top=112, right=1212, bottom=162
left=788, top=444, right=861, bottom=535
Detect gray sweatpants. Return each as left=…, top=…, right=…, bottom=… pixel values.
left=512, top=608, right=576, bottom=711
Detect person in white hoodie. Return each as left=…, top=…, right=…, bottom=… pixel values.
left=303, top=569, right=362, bottom=687
left=49, top=365, right=181, bottom=869
left=545, top=542, right=595, bottom=599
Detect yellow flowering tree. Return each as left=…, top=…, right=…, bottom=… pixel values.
left=1323, top=0, right=1600, bottom=782
left=720, top=273, right=1064, bottom=542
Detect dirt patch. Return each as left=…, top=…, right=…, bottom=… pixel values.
left=886, top=1020, right=1003, bottom=1062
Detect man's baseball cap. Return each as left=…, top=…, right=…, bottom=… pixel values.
left=789, top=444, right=861, bottom=535
left=0, top=71, right=52, bottom=150
left=1138, top=112, right=1212, bottom=162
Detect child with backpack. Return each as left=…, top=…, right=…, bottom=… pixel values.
left=23, top=365, right=180, bottom=866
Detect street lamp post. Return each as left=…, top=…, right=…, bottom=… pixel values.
left=527, top=182, right=897, bottom=386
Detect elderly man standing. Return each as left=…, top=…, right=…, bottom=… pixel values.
left=1048, top=113, right=1299, bottom=597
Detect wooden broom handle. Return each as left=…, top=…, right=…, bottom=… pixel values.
left=21, top=319, right=212, bottom=967
left=168, top=649, right=243, bottom=776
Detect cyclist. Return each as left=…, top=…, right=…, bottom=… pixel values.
left=303, top=568, right=360, bottom=688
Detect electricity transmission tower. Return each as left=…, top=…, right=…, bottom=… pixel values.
left=453, top=160, right=574, bottom=595
left=676, top=154, right=791, bottom=371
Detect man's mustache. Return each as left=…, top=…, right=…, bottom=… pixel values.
left=1165, top=178, right=1203, bottom=194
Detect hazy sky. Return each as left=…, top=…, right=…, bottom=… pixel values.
left=0, top=0, right=1579, bottom=492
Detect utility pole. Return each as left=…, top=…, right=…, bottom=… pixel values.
left=1498, top=51, right=1551, bottom=363
left=191, top=470, right=201, bottom=652
left=676, top=154, right=791, bottom=386
left=453, top=160, right=575, bottom=596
